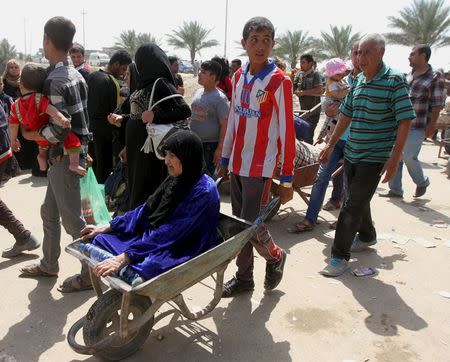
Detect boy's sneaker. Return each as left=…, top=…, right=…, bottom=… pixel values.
left=2, top=235, right=40, bottom=258
left=320, top=258, right=350, bottom=277
left=264, top=249, right=287, bottom=290
left=350, top=235, right=377, bottom=253
left=222, top=277, right=255, bottom=298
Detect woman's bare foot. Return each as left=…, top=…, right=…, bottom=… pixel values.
left=69, top=164, right=87, bottom=175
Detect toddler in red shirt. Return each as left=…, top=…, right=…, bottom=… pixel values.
left=8, top=64, right=86, bottom=175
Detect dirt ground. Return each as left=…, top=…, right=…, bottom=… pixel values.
left=0, top=75, right=449, bottom=362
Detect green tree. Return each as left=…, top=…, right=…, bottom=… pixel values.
left=385, top=0, right=450, bottom=48
left=313, top=25, right=362, bottom=60
left=166, top=21, right=219, bottom=64
left=114, top=30, right=160, bottom=57
left=274, top=30, right=314, bottom=69
left=0, top=39, right=17, bottom=73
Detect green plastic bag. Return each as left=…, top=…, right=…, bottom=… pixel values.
left=80, top=168, right=111, bottom=226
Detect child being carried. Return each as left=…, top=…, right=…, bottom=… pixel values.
left=317, top=58, right=350, bottom=144
left=8, top=64, right=86, bottom=175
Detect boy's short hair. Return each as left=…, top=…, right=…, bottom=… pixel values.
left=242, top=17, right=275, bottom=41
left=414, top=44, right=431, bottom=61
left=231, top=59, right=242, bottom=66
left=20, top=64, right=47, bottom=93
left=201, top=60, right=222, bottom=80
left=109, top=50, right=132, bottom=66
left=168, top=56, right=179, bottom=65
left=70, top=43, right=85, bottom=55
left=300, top=54, right=314, bottom=63
left=44, top=16, right=76, bottom=52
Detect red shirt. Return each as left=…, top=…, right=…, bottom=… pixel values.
left=8, top=93, right=50, bottom=131
left=217, top=76, right=232, bottom=101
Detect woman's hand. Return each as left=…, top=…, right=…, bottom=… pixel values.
left=142, top=110, right=154, bottom=124
left=80, top=224, right=111, bottom=241
left=107, top=113, right=123, bottom=127
left=93, top=253, right=130, bottom=277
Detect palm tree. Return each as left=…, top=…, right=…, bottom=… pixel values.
left=274, top=30, right=314, bottom=69
left=166, top=21, right=219, bottom=64
left=385, top=0, right=450, bottom=48
left=313, top=25, right=362, bottom=60
left=0, top=39, right=17, bottom=73
left=114, top=30, right=160, bottom=58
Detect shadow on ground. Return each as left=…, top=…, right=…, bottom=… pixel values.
left=0, top=279, right=92, bottom=362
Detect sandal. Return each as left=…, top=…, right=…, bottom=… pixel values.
left=20, top=264, right=58, bottom=278
left=323, top=200, right=340, bottom=211
left=57, top=274, right=93, bottom=293
left=289, top=219, right=314, bottom=233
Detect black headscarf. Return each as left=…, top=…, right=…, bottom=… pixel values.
left=134, top=43, right=175, bottom=90
left=145, top=130, right=206, bottom=228
left=128, top=62, right=139, bottom=94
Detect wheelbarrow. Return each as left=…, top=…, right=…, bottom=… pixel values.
left=266, top=162, right=320, bottom=221
left=66, top=197, right=279, bottom=361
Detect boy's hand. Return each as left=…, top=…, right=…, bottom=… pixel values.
left=12, top=139, right=21, bottom=152
left=142, top=110, right=154, bottom=124
left=278, top=185, right=293, bottom=204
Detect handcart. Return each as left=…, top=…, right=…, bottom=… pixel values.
left=66, top=198, right=278, bottom=361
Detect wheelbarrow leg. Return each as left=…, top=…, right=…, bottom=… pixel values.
left=172, top=264, right=227, bottom=320
left=88, top=268, right=103, bottom=297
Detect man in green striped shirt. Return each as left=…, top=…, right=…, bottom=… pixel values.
left=319, top=34, right=416, bottom=277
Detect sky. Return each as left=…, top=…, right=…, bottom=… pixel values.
left=2, top=0, right=449, bottom=72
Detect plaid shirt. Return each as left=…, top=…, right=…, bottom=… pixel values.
left=39, top=61, right=90, bottom=158
left=407, top=66, right=445, bottom=129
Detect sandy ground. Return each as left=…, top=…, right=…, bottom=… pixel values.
left=0, top=78, right=449, bottom=361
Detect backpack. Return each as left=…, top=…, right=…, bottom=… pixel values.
left=104, top=161, right=129, bottom=213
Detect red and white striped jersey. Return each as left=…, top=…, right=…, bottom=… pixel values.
left=221, top=60, right=295, bottom=182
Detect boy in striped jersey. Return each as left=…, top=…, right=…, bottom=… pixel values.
left=319, top=34, right=415, bottom=277
left=218, top=17, right=295, bottom=297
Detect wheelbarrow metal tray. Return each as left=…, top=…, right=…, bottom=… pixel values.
left=65, top=213, right=254, bottom=298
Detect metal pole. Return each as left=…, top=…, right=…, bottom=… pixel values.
left=81, top=9, right=87, bottom=48
left=224, top=0, right=228, bottom=58
left=24, top=18, right=27, bottom=59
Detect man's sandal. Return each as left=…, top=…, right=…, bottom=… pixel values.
left=19, top=264, right=58, bottom=278
left=288, top=220, right=315, bottom=233
left=57, top=274, right=93, bottom=293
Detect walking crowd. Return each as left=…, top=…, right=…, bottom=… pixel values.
left=0, top=15, right=447, bottom=297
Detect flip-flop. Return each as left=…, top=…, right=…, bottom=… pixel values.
left=288, top=220, right=314, bottom=233
left=19, top=264, right=58, bottom=278
left=57, top=274, right=93, bottom=293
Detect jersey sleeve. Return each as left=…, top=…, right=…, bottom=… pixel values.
left=275, top=76, right=296, bottom=182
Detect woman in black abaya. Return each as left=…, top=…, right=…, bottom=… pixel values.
left=125, top=44, right=191, bottom=210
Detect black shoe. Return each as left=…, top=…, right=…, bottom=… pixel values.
left=222, top=277, right=254, bottom=298
left=413, top=184, right=429, bottom=198
left=378, top=190, right=403, bottom=198
left=264, top=249, right=287, bottom=290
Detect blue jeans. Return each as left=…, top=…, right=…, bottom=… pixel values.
left=202, top=142, right=218, bottom=176
left=305, top=139, right=346, bottom=224
left=389, top=128, right=429, bottom=196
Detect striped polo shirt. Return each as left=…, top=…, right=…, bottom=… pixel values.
left=340, top=63, right=415, bottom=163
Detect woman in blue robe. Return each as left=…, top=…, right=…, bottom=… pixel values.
left=80, top=130, right=220, bottom=281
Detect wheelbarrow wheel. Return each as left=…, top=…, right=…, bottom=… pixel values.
left=265, top=181, right=281, bottom=221
left=83, top=289, right=154, bottom=361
